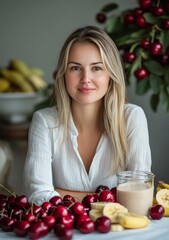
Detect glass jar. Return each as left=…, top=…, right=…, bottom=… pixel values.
left=116, top=170, right=155, bottom=216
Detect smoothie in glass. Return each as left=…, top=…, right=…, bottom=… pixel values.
left=116, top=171, right=155, bottom=216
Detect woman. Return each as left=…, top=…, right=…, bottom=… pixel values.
left=23, top=26, right=151, bottom=205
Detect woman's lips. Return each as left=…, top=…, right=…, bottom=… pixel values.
left=78, top=88, right=95, bottom=93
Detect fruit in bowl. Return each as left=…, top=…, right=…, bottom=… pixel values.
left=0, top=59, right=49, bottom=123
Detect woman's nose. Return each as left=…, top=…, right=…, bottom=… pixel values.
left=80, top=69, right=91, bottom=83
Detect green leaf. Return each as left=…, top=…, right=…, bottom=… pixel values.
left=143, top=60, right=164, bottom=76
left=136, top=78, right=150, bottom=95
left=150, top=94, right=159, bottom=112
left=157, top=31, right=169, bottom=53
left=164, top=67, right=169, bottom=83
left=167, top=85, right=169, bottom=94
left=101, top=3, right=119, bottom=13
left=160, top=88, right=169, bottom=112
left=143, top=12, right=157, bottom=24
left=116, top=29, right=148, bottom=45
left=105, top=15, right=122, bottom=34
left=149, top=75, right=161, bottom=94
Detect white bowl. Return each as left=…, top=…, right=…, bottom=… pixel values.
left=0, top=92, right=45, bottom=123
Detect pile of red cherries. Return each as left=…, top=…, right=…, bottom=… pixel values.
left=0, top=184, right=164, bottom=240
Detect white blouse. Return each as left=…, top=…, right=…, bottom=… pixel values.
left=23, top=104, right=151, bottom=205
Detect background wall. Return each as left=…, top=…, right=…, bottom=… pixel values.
left=0, top=0, right=169, bottom=194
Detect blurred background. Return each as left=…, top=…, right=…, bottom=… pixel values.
left=0, top=0, right=169, bottom=194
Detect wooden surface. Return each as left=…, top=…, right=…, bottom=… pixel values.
left=0, top=120, right=30, bottom=140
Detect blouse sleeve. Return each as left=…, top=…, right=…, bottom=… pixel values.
left=23, top=110, right=60, bottom=205
left=125, top=105, right=152, bottom=172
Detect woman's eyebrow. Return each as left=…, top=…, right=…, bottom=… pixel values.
left=67, top=61, right=103, bottom=65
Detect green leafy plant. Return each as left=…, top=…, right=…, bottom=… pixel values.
left=96, top=0, right=169, bottom=112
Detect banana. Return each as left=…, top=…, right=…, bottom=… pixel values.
left=158, top=181, right=169, bottom=190
left=29, top=67, right=44, bottom=77
left=102, top=202, right=128, bottom=223
left=156, top=189, right=169, bottom=208
left=0, top=78, right=10, bottom=92
left=90, top=202, right=109, bottom=210
left=27, top=75, right=47, bottom=90
left=164, top=207, right=169, bottom=217
left=110, top=224, right=124, bottom=231
left=1, top=69, right=34, bottom=92
left=9, top=59, right=30, bottom=77
left=89, top=209, right=103, bottom=221
left=118, top=212, right=150, bottom=229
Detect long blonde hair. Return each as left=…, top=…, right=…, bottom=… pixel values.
left=53, top=26, right=128, bottom=173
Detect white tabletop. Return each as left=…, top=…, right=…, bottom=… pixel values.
left=0, top=217, right=168, bottom=240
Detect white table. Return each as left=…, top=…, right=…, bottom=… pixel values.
left=0, top=217, right=168, bottom=239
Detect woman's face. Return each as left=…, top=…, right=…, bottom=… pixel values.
left=65, top=42, right=110, bottom=107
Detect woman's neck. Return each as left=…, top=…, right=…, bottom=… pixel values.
left=71, top=102, right=102, bottom=132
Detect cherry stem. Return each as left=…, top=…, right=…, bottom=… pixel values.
left=0, top=184, right=16, bottom=197
left=157, top=0, right=160, bottom=7
left=130, top=42, right=140, bottom=52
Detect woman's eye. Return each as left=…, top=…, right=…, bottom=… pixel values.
left=70, top=66, right=81, bottom=71
left=93, top=66, right=102, bottom=71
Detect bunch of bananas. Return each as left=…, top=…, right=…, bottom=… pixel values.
left=0, top=59, right=47, bottom=93
left=89, top=202, right=150, bottom=231
left=153, top=180, right=169, bottom=217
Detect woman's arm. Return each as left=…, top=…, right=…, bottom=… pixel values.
left=56, top=188, right=93, bottom=202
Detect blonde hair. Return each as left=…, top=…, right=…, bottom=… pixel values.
left=53, top=26, right=128, bottom=173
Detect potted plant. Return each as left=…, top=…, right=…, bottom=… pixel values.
left=96, top=0, right=169, bottom=112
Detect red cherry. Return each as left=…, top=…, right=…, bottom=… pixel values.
left=10, top=208, right=23, bottom=220
left=151, top=7, right=164, bottom=16
left=95, top=216, right=111, bottom=233
left=162, top=19, right=169, bottom=30
left=122, top=51, right=136, bottom=63
left=71, top=202, right=85, bottom=216
left=38, top=208, right=48, bottom=219
left=124, top=14, right=135, bottom=24
left=53, top=205, right=69, bottom=219
left=28, top=221, right=48, bottom=239
left=1, top=217, right=17, bottom=232
left=136, top=15, right=147, bottom=28
left=96, top=12, right=107, bottom=23
left=99, top=190, right=115, bottom=202
left=75, top=213, right=90, bottom=228
left=54, top=224, right=73, bottom=240
left=95, top=185, right=110, bottom=193
left=0, top=199, right=7, bottom=209
left=13, top=195, right=28, bottom=209
left=133, top=7, right=143, bottom=16
left=82, top=194, right=96, bottom=208
left=135, top=67, right=148, bottom=80
left=140, top=39, right=150, bottom=49
left=42, top=215, right=56, bottom=230
left=57, top=215, right=74, bottom=229
left=49, top=196, right=63, bottom=206
left=149, top=204, right=164, bottom=220
left=149, top=42, right=163, bottom=55
left=32, top=204, right=42, bottom=215
left=139, top=0, right=152, bottom=10
left=110, top=187, right=117, bottom=200
left=79, top=219, right=95, bottom=233
left=41, top=201, right=52, bottom=212
left=63, top=195, right=75, bottom=203
left=14, top=220, right=30, bottom=237
left=23, top=212, right=36, bottom=223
